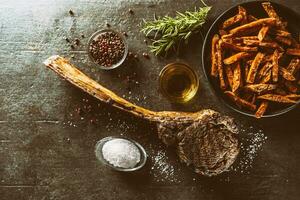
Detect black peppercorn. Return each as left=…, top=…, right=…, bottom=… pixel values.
left=129, top=9, right=134, bottom=14
left=69, top=9, right=74, bottom=16
left=74, top=38, right=80, bottom=45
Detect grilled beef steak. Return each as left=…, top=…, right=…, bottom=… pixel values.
left=44, top=55, right=239, bottom=176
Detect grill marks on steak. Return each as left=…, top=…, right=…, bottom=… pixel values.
left=178, top=123, right=239, bottom=176
left=155, top=116, right=194, bottom=146
left=176, top=111, right=239, bottom=176
left=154, top=110, right=239, bottom=176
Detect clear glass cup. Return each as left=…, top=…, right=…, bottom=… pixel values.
left=159, top=62, right=199, bottom=103
left=87, top=29, right=128, bottom=70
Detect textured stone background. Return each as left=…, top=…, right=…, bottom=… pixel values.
left=0, top=0, right=299, bottom=199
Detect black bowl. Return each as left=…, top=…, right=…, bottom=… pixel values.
left=202, top=1, right=300, bottom=118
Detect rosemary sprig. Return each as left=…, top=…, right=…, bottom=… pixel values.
left=141, top=2, right=211, bottom=56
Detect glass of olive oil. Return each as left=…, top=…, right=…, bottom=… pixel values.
left=159, top=63, right=199, bottom=103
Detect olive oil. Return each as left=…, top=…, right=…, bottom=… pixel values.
left=159, top=63, right=199, bottom=103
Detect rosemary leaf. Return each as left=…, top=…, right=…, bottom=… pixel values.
left=141, top=2, right=211, bottom=55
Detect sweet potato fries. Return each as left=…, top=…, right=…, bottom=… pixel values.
left=210, top=2, right=300, bottom=118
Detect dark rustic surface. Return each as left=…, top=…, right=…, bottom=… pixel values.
left=0, top=0, right=299, bottom=200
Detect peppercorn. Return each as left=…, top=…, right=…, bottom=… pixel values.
left=74, top=38, right=80, bottom=45
left=89, top=31, right=125, bottom=67
left=128, top=51, right=133, bottom=58
left=129, top=9, right=134, bottom=14
left=142, top=52, right=150, bottom=59
left=69, top=9, right=74, bottom=16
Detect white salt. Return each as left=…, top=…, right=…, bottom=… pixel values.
left=102, top=139, right=141, bottom=169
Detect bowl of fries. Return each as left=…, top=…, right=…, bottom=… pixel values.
left=202, top=1, right=300, bottom=118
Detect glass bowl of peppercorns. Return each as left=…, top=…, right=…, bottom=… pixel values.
left=87, top=29, right=128, bottom=70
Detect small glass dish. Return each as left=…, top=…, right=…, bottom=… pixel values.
left=95, top=136, right=147, bottom=172
left=159, top=62, right=199, bottom=103
left=87, top=29, right=128, bottom=70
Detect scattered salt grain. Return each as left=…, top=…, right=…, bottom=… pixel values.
left=101, top=139, right=141, bottom=169
left=149, top=149, right=181, bottom=183
left=232, top=125, right=268, bottom=174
